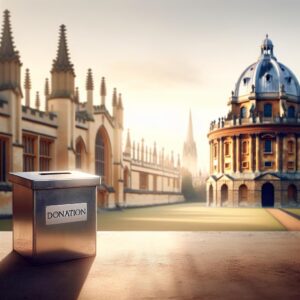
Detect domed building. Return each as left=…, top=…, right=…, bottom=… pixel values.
left=207, top=35, right=300, bottom=207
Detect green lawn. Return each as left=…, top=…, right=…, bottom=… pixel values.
left=284, top=208, right=300, bottom=217
left=0, top=203, right=285, bottom=231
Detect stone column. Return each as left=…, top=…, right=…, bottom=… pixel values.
left=210, top=141, right=213, bottom=174
left=232, top=136, right=236, bottom=172
left=221, top=138, right=224, bottom=173
left=249, top=134, right=254, bottom=172
left=236, top=135, right=240, bottom=172
left=218, top=138, right=221, bottom=173
left=282, top=134, right=287, bottom=173
left=255, top=134, right=260, bottom=172
left=297, top=134, right=300, bottom=171
left=276, top=134, right=282, bottom=172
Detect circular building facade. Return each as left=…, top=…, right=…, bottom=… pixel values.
left=207, top=35, right=300, bottom=207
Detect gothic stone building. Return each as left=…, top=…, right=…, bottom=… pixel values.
left=0, top=10, right=183, bottom=215
left=207, top=35, right=300, bottom=208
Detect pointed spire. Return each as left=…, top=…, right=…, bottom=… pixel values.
left=74, top=87, right=79, bottom=104
left=177, top=154, right=181, bottom=167
left=153, top=142, right=157, bottom=164
left=35, top=91, right=40, bottom=110
left=52, top=24, right=74, bottom=75
left=44, top=78, right=49, bottom=96
left=112, top=88, right=117, bottom=106
left=0, top=10, right=20, bottom=62
left=132, top=141, right=136, bottom=159
left=100, top=77, right=106, bottom=97
left=24, top=68, right=31, bottom=89
left=171, top=151, right=174, bottom=166
left=24, top=69, right=31, bottom=106
left=186, top=109, right=195, bottom=143
left=117, top=93, right=123, bottom=109
left=86, top=68, right=94, bottom=90
left=125, top=129, right=131, bottom=155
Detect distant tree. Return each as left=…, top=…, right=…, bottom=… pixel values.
left=181, top=170, right=197, bottom=201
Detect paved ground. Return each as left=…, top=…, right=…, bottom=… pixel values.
left=267, top=209, right=300, bottom=231
left=1, top=231, right=300, bottom=300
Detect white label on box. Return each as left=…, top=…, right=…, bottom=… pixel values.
left=45, top=203, right=87, bottom=225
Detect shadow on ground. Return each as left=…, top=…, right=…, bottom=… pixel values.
left=0, top=251, right=94, bottom=300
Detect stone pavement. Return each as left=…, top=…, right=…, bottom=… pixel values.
left=266, top=208, right=300, bottom=231
left=1, top=231, right=300, bottom=299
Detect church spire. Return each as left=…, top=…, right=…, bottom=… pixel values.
left=186, top=109, right=195, bottom=143
left=52, top=25, right=74, bottom=75
left=0, top=10, right=20, bottom=62
left=100, top=77, right=106, bottom=106
left=49, top=24, right=75, bottom=99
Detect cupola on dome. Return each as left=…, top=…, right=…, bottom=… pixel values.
left=233, top=35, right=300, bottom=101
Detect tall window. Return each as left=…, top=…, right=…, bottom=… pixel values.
left=264, top=140, right=272, bottom=153
left=95, top=133, right=105, bottom=182
left=242, top=141, right=248, bottom=154
left=288, top=141, right=294, bottom=154
left=240, top=106, right=247, bottom=118
left=264, top=103, right=272, bottom=117
left=39, top=139, right=52, bottom=171
left=139, top=172, right=148, bottom=190
left=0, top=138, right=7, bottom=181
left=288, top=106, right=295, bottom=118
left=224, top=143, right=230, bottom=156
left=153, top=175, right=157, bottom=191
left=23, top=135, right=35, bottom=171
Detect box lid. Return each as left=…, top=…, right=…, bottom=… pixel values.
left=9, top=171, right=101, bottom=190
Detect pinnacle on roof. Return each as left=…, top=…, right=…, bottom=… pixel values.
left=0, top=10, right=20, bottom=62
left=44, top=78, right=49, bottom=96
left=86, top=68, right=94, bottom=90
left=117, top=93, right=123, bottom=109
left=100, top=77, right=106, bottom=97
left=74, top=87, right=79, bottom=103
left=24, top=68, right=31, bottom=89
left=35, top=91, right=40, bottom=110
left=52, top=24, right=75, bottom=75
left=125, top=129, right=131, bottom=152
left=112, top=88, right=117, bottom=106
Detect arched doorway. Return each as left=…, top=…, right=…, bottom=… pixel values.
left=209, top=185, right=213, bottom=206
left=261, top=182, right=274, bottom=207
left=221, top=184, right=228, bottom=206
left=288, top=184, right=297, bottom=203
left=239, top=184, right=248, bottom=204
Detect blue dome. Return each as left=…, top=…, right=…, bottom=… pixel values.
left=233, top=36, right=300, bottom=101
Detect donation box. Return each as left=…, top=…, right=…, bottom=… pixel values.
left=9, top=171, right=100, bottom=263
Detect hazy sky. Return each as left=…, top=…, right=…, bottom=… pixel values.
left=2, top=0, right=300, bottom=173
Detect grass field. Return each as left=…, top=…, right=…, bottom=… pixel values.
left=0, top=203, right=286, bottom=231
left=284, top=208, right=300, bottom=217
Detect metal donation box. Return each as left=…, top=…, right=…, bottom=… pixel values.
left=9, top=171, right=100, bottom=263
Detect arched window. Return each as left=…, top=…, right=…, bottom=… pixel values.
left=209, top=185, right=213, bottom=205
left=242, top=141, right=248, bottom=154
left=240, top=106, right=247, bottom=118
left=287, top=106, right=295, bottom=118
left=264, top=140, right=272, bottom=153
left=264, top=103, right=272, bottom=117
left=95, top=133, right=105, bottom=180
left=75, top=137, right=85, bottom=169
